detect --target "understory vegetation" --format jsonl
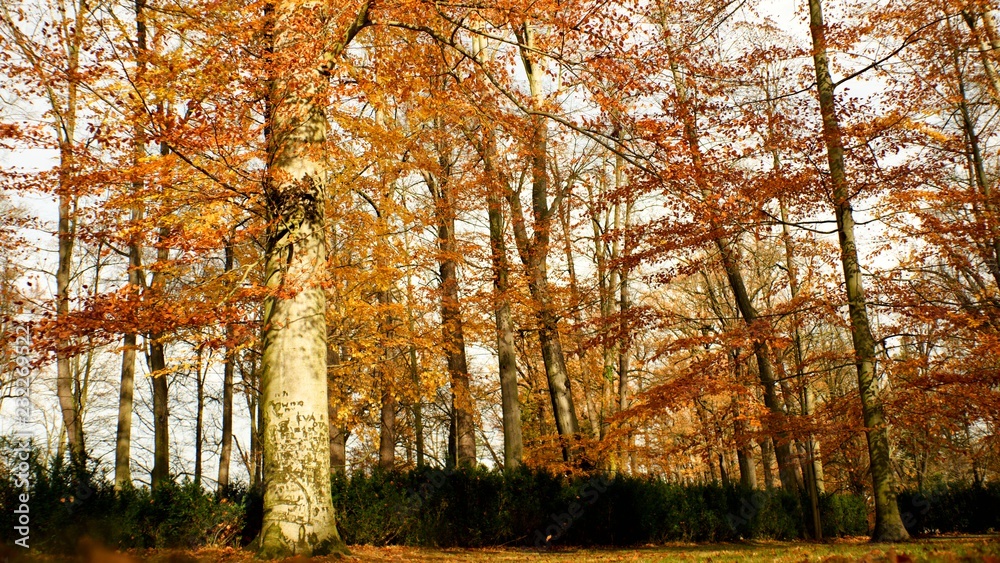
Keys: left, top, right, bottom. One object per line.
{"left": 4, "top": 452, "right": 997, "bottom": 553}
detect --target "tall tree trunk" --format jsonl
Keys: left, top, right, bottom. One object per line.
{"left": 731, "top": 350, "right": 757, "bottom": 489}
{"left": 327, "top": 343, "right": 348, "bottom": 476}
{"left": 114, "top": 0, "right": 150, "bottom": 492}
{"left": 511, "top": 24, "right": 580, "bottom": 458}
{"left": 378, "top": 286, "right": 396, "bottom": 471}
{"left": 194, "top": 345, "right": 204, "bottom": 488}
{"left": 775, "top": 195, "right": 823, "bottom": 537}
{"left": 54, "top": 5, "right": 84, "bottom": 473}
{"left": 379, "top": 385, "right": 396, "bottom": 469}
{"left": 560, "top": 190, "right": 601, "bottom": 440}
{"left": 115, "top": 331, "right": 137, "bottom": 490}
{"left": 617, "top": 193, "right": 634, "bottom": 468}
{"left": 218, "top": 240, "right": 236, "bottom": 489}
{"left": 254, "top": 1, "right": 347, "bottom": 555}
{"left": 586, "top": 179, "right": 616, "bottom": 443}
{"left": 427, "top": 156, "right": 476, "bottom": 466}
{"left": 808, "top": 0, "right": 909, "bottom": 541}
{"left": 759, "top": 438, "right": 777, "bottom": 490}
{"left": 404, "top": 261, "right": 424, "bottom": 468}
{"left": 149, "top": 330, "right": 169, "bottom": 489}
{"left": 150, "top": 140, "right": 171, "bottom": 491}
{"left": 484, "top": 142, "right": 523, "bottom": 470}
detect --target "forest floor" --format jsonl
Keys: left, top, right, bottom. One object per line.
{"left": 5, "top": 535, "right": 999, "bottom": 562}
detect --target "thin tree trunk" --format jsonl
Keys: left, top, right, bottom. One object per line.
{"left": 808, "top": 0, "right": 909, "bottom": 540}
{"left": 150, "top": 141, "right": 171, "bottom": 491}
{"left": 404, "top": 261, "right": 424, "bottom": 468}
{"left": 54, "top": 7, "right": 84, "bottom": 472}
{"left": 511, "top": 23, "right": 580, "bottom": 458}
{"left": 560, "top": 190, "right": 601, "bottom": 440}
{"left": 437, "top": 201, "right": 476, "bottom": 466}
{"left": 218, "top": 240, "right": 236, "bottom": 489}
{"left": 482, "top": 134, "right": 523, "bottom": 469}
{"left": 194, "top": 345, "right": 204, "bottom": 488}
{"left": 379, "top": 386, "right": 396, "bottom": 469}
{"left": 586, "top": 179, "right": 616, "bottom": 443}
{"left": 776, "top": 195, "right": 823, "bottom": 537}
{"left": 759, "top": 438, "right": 777, "bottom": 490}
{"left": 149, "top": 331, "right": 169, "bottom": 489}
{"left": 617, "top": 193, "right": 634, "bottom": 467}
{"left": 115, "top": 331, "right": 137, "bottom": 490}
{"left": 731, "top": 350, "right": 757, "bottom": 489}
{"left": 327, "top": 343, "right": 348, "bottom": 476}
{"left": 377, "top": 286, "right": 396, "bottom": 470}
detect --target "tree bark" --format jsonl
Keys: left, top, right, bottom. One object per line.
{"left": 759, "top": 437, "right": 777, "bottom": 490}
{"left": 150, "top": 142, "right": 171, "bottom": 491}
{"left": 255, "top": 0, "right": 346, "bottom": 555}
{"left": 730, "top": 351, "right": 757, "bottom": 489}
{"left": 808, "top": 0, "right": 909, "bottom": 541}
{"left": 431, "top": 174, "right": 476, "bottom": 466}
{"left": 511, "top": 23, "right": 580, "bottom": 458}
{"left": 218, "top": 240, "right": 236, "bottom": 489}
{"left": 149, "top": 330, "right": 169, "bottom": 489}
{"left": 54, "top": 2, "right": 84, "bottom": 472}
{"left": 194, "top": 346, "right": 204, "bottom": 488}
{"left": 379, "top": 385, "right": 396, "bottom": 469}
{"left": 485, "top": 148, "right": 523, "bottom": 470}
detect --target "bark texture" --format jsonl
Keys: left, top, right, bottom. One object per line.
{"left": 808, "top": 0, "right": 909, "bottom": 541}
{"left": 255, "top": 1, "right": 346, "bottom": 555}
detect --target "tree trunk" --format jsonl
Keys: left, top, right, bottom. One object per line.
{"left": 115, "top": 0, "right": 150, "bottom": 496}
{"left": 617, "top": 195, "right": 634, "bottom": 467}
{"left": 759, "top": 438, "right": 777, "bottom": 490}
{"left": 194, "top": 346, "right": 204, "bottom": 488}
{"left": 479, "top": 126, "right": 524, "bottom": 470}
{"left": 218, "top": 242, "right": 236, "bottom": 489}
{"left": 255, "top": 1, "right": 346, "bottom": 555}
{"left": 379, "top": 386, "right": 396, "bottom": 469}
{"left": 149, "top": 331, "right": 169, "bottom": 489}
{"left": 808, "top": 0, "right": 909, "bottom": 541}
{"left": 731, "top": 351, "right": 757, "bottom": 489}
{"left": 586, "top": 179, "right": 616, "bottom": 443}
{"left": 404, "top": 264, "right": 425, "bottom": 468}
{"left": 511, "top": 24, "right": 580, "bottom": 458}
{"left": 115, "top": 331, "right": 136, "bottom": 490}
{"left": 327, "top": 343, "right": 347, "bottom": 476}
{"left": 433, "top": 179, "right": 476, "bottom": 466}
{"left": 150, "top": 141, "right": 171, "bottom": 491}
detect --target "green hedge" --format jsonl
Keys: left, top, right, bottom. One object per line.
{"left": 0, "top": 443, "right": 244, "bottom": 553}
{"left": 897, "top": 484, "right": 1000, "bottom": 535}
{"left": 0, "top": 444, "right": 874, "bottom": 551}
{"left": 329, "top": 466, "right": 868, "bottom": 546}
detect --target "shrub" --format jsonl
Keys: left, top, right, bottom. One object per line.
{"left": 898, "top": 483, "right": 1000, "bottom": 535}
{"left": 0, "top": 441, "right": 244, "bottom": 553}
{"left": 330, "top": 468, "right": 868, "bottom": 547}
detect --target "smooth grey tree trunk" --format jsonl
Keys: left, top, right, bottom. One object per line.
{"left": 254, "top": 0, "right": 349, "bottom": 555}
{"left": 218, "top": 241, "right": 236, "bottom": 489}
{"left": 510, "top": 24, "right": 580, "bottom": 458}
{"left": 808, "top": 0, "right": 909, "bottom": 541}
{"left": 485, "top": 147, "right": 523, "bottom": 470}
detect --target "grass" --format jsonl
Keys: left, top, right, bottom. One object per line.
{"left": 6, "top": 535, "right": 997, "bottom": 562}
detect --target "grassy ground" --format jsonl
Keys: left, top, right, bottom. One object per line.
{"left": 5, "top": 536, "right": 998, "bottom": 562}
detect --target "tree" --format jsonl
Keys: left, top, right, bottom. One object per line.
{"left": 253, "top": 0, "right": 362, "bottom": 555}
{"left": 807, "top": 0, "right": 910, "bottom": 541}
